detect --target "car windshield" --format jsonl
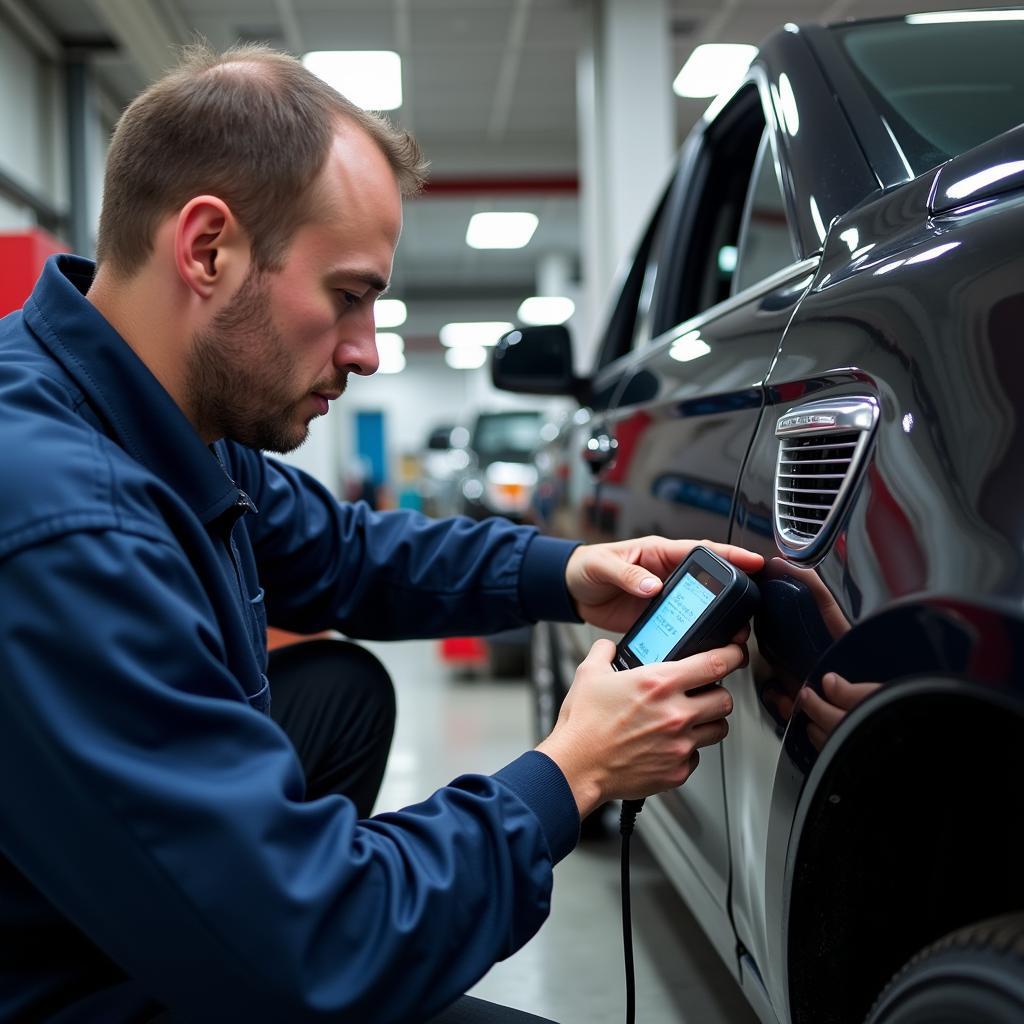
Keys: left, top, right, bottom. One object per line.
{"left": 471, "top": 412, "right": 542, "bottom": 462}
{"left": 833, "top": 16, "right": 1024, "bottom": 177}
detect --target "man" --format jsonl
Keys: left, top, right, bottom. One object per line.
{"left": 0, "top": 44, "right": 761, "bottom": 1023}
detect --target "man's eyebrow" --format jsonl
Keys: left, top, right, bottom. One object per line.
{"left": 327, "top": 268, "right": 390, "bottom": 295}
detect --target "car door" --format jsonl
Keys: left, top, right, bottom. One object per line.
{"left": 539, "top": 186, "right": 674, "bottom": 678}
{"left": 587, "top": 83, "right": 819, "bottom": 964}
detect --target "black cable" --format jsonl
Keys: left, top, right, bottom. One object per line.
{"left": 620, "top": 797, "right": 645, "bottom": 1024}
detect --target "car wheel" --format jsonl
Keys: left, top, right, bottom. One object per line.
{"left": 864, "top": 913, "right": 1024, "bottom": 1024}
{"left": 530, "top": 623, "right": 564, "bottom": 742}
{"left": 487, "top": 640, "right": 527, "bottom": 679}
{"left": 530, "top": 624, "right": 610, "bottom": 840}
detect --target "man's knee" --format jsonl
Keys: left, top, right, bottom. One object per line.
{"left": 292, "top": 637, "right": 396, "bottom": 734}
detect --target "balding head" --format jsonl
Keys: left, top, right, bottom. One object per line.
{"left": 95, "top": 42, "right": 428, "bottom": 278}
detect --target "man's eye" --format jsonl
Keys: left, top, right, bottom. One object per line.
{"left": 336, "top": 290, "right": 361, "bottom": 307}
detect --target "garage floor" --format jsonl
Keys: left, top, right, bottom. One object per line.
{"left": 368, "top": 638, "right": 761, "bottom": 1024}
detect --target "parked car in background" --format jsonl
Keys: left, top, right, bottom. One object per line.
{"left": 494, "top": 11, "right": 1024, "bottom": 1024}
{"left": 421, "top": 412, "right": 543, "bottom": 676}
{"left": 418, "top": 422, "right": 469, "bottom": 518}
{"left": 457, "top": 409, "right": 543, "bottom": 524}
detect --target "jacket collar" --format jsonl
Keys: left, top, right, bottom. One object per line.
{"left": 24, "top": 254, "right": 241, "bottom": 524}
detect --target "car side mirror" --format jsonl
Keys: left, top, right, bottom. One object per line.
{"left": 491, "top": 325, "right": 589, "bottom": 402}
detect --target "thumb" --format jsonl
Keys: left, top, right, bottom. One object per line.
{"left": 584, "top": 638, "right": 618, "bottom": 667}
{"left": 593, "top": 552, "right": 661, "bottom": 597}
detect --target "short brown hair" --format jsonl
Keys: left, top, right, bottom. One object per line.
{"left": 95, "top": 42, "right": 428, "bottom": 276}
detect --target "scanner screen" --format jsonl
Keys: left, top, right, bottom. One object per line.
{"left": 627, "top": 570, "right": 719, "bottom": 664}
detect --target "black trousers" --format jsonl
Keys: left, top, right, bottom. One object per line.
{"left": 267, "top": 637, "right": 557, "bottom": 1024}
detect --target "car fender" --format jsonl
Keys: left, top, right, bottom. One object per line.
{"left": 764, "top": 598, "right": 1024, "bottom": 1024}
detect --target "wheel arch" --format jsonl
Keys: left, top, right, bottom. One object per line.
{"left": 788, "top": 681, "right": 1024, "bottom": 1024}
{"left": 765, "top": 599, "right": 1024, "bottom": 1024}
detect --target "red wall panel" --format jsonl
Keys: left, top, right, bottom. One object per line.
{"left": 0, "top": 229, "right": 70, "bottom": 317}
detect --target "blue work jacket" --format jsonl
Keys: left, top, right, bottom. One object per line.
{"left": 0, "top": 256, "right": 582, "bottom": 1022}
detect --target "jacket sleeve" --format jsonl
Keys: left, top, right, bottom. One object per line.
{"left": 0, "top": 527, "right": 579, "bottom": 1023}
{"left": 230, "top": 444, "right": 581, "bottom": 639}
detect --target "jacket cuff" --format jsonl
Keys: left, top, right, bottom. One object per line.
{"left": 518, "top": 534, "right": 582, "bottom": 623}
{"left": 493, "top": 750, "right": 579, "bottom": 864}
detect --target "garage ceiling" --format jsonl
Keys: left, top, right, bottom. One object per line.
{"left": 13, "top": 0, "right": 1009, "bottom": 348}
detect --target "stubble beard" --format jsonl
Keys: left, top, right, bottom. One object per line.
{"left": 184, "top": 268, "right": 343, "bottom": 454}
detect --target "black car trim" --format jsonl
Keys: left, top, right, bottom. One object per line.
{"left": 799, "top": 23, "right": 907, "bottom": 192}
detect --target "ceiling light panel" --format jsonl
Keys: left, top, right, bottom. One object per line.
{"left": 466, "top": 212, "right": 539, "bottom": 250}
{"left": 517, "top": 296, "right": 575, "bottom": 325}
{"left": 375, "top": 332, "right": 406, "bottom": 374}
{"left": 302, "top": 51, "right": 402, "bottom": 110}
{"left": 439, "top": 322, "right": 513, "bottom": 348}
{"left": 673, "top": 44, "right": 757, "bottom": 99}
{"left": 445, "top": 346, "right": 488, "bottom": 370}
{"left": 375, "top": 299, "right": 407, "bottom": 329}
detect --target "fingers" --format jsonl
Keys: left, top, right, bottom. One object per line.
{"left": 799, "top": 686, "right": 844, "bottom": 735}
{"left": 619, "top": 643, "right": 747, "bottom": 695}
{"left": 822, "top": 672, "right": 882, "bottom": 711}
{"left": 699, "top": 540, "right": 764, "bottom": 573}
{"left": 687, "top": 684, "right": 734, "bottom": 726}
{"left": 689, "top": 717, "right": 730, "bottom": 748}
{"left": 678, "top": 644, "right": 747, "bottom": 693}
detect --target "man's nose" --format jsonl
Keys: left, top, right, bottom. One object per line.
{"left": 336, "top": 315, "right": 379, "bottom": 376}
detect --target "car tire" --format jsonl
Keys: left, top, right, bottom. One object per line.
{"left": 530, "top": 624, "right": 611, "bottom": 840}
{"left": 487, "top": 640, "right": 527, "bottom": 679}
{"left": 864, "top": 913, "right": 1024, "bottom": 1024}
{"left": 530, "top": 623, "right": 565, "bottom": 742}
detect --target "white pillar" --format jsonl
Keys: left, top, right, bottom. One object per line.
{"left": 576, "top": 0, "right": 674, "bottom": 365}
{"left": 536, "top": 251, "right": 573, "bottom": 297}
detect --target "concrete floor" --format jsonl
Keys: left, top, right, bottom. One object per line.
{"left": 368, "top": 638, "right": 761, "bottom": 1024}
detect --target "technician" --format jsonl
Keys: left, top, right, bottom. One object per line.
{"left": 0, "top": 44, "right": 761, "bottom": 1023}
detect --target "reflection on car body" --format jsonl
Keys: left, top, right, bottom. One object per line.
{"left": 496, "top": 11, "right": 1024, "bottom": 1024}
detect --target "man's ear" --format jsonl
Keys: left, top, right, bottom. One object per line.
{"left": 173, "top": 196, "right": 249, "bottom": 300}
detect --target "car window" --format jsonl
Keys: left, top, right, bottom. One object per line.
{"left": 732, "top": 129, "right": 798, "bottom": 294}
{"left": 471, "top": 412, "right": 542, "bottom": 461}
{"left": 654, "top": 86, "right": 767, "bottom": 332}
{"left": 593, "top": 187, "right": 670, "bottom": 374}
{"left": 628, "top": 210, "right": 667, "bottom": 355}
{"left": 834, "top": 20, "right": 1024, "bottom": 176}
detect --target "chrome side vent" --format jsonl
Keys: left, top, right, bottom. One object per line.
{"left": 774, "top": 397, "right": 878, "bottom": 558}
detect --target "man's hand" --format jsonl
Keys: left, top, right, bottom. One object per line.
{"left": 536, "top": 638, "right": 745, "bottom": 818}
{"left": 565, "top": 536, "right": 764, "bottom": 633}
{"left": 800, "top": 672, "right": 882, "bottom": 752}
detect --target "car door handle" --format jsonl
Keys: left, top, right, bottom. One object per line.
{"left": 582, "top": 432, "right": 618, "bottom": 472}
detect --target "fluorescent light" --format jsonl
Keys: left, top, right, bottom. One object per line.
{"left": 375, "top": 332, "right": 406, "bottom": 374}
{"left": 466, "top": 212, "right": 538, "bottom": 249}
{"left": 673, "top": 44, "right": 757, "bottom": 98}
{"left": 907, "top": 10, "right": 1024, "bottom": 23}
{"left": 717, "top": 246, "right": 737, "bottom": 274}
{"left": 375, "top": 298, "right": 407, "bottom": 328}
{"left": 517, "top": 296, "right": 575, "bottom": 325}
{"left": 439, "top": 322, "right": 513, "bottom": 348}
{"left": 444, "top": 345, "right": 487, "bottom": 370}
{"left": 669, "top": 330, "right": 711, "bottom": 363}
{"left": 302, "top": 51, "right": 402, "bottom": 110}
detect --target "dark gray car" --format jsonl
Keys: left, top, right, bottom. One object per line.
{"left": 494, "top": 11, "right": 1024, "bottom": 1024}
